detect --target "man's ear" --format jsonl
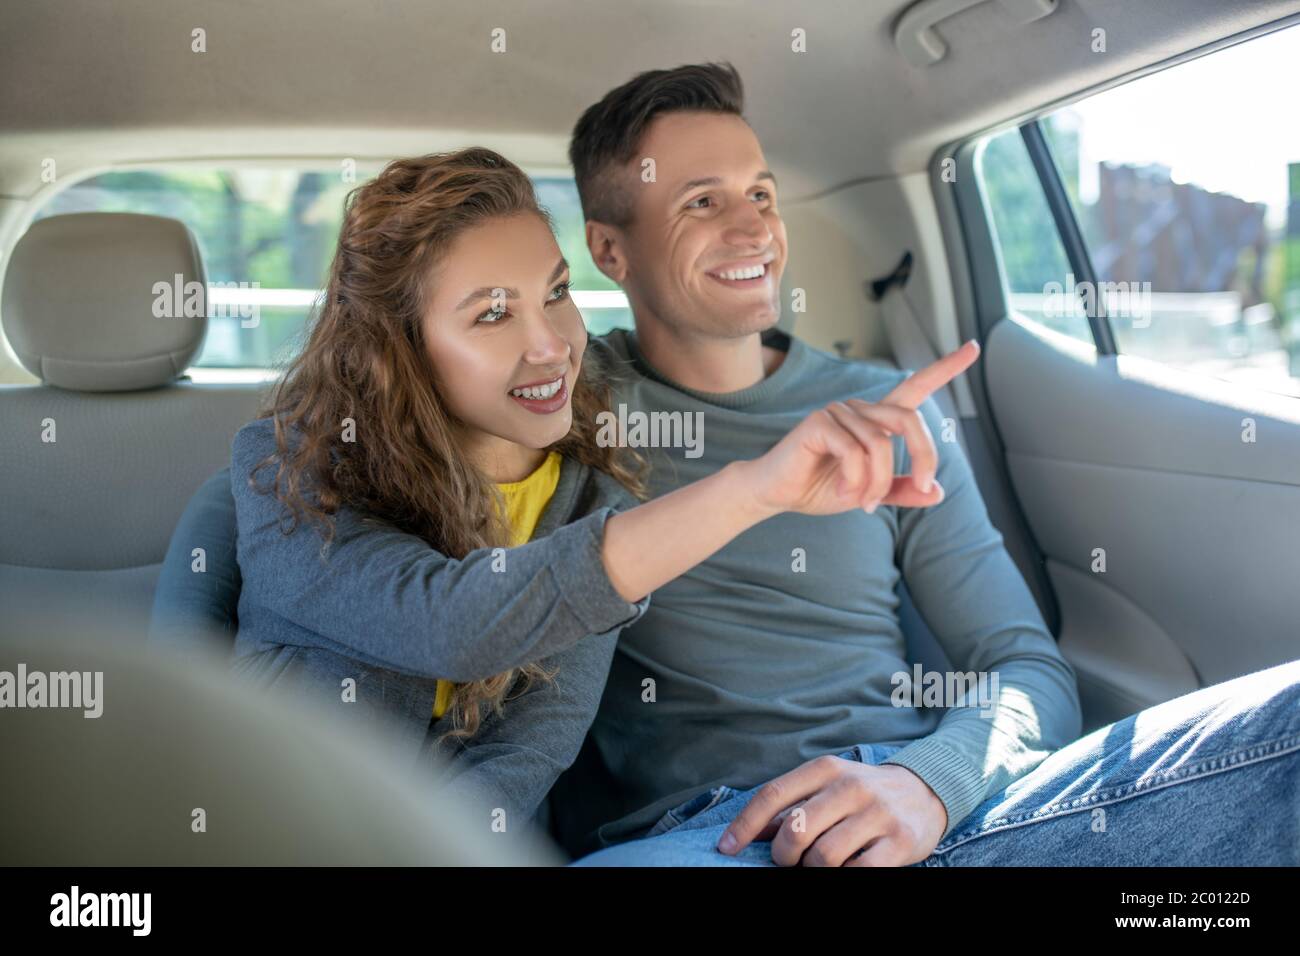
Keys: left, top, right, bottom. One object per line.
{"left": 585, "top": 220, "right": 629, "bottom": 285}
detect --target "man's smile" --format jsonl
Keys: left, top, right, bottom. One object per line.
{"left": 705, "top": 255, "right": 775, "bottom": 289}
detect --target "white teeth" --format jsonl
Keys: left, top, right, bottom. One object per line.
{"left": 510, "top": 377, "right": 562, "bottom": 399}
{"left": 714, "top": 264, "right": 766, "bottom": 281}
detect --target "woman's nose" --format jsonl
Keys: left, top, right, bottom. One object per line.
{"left": 521, "top": 310, "right": 571, "bottom": 364}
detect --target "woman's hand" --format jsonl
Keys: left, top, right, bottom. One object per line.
{"left": 740, "top": 340, "right": 980, "bottom": 518}
{"left": 599, "top": 341, "right": 980, "bottom": 604}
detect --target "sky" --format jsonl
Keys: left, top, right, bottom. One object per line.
{"left": 1055, "top": 23, "right": 1300, "bottom": 229}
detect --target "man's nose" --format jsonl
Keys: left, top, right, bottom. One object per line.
{"left": 721, "top": 199, "right": 774, "bottom": 249}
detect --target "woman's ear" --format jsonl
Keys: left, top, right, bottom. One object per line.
{"left": 585, "top": 220, "right": 628, "bottom": 285}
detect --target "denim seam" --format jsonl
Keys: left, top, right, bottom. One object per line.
{"left": 693, "top": 786, "right": 735, "bottom": 819}
{"left": 656, "top": 811, "right": 683, "bottom": 831}
{"left": 932, "top": 729, "right": 1300, "bottom": 855}
{"left": 649, "top": 785, "right": 736, "bottom": 837}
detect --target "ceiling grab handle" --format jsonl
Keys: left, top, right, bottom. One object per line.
{"left": 894, "top": 0, "right": 1059, "bottom": 68}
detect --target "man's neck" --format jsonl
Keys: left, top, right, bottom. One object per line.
{"left": 634, "top": 321, "right": 786, "bottom": 394}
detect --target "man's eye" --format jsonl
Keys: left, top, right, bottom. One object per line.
{"left": 548, "top": 281, "right": 571, "bottom": 302}
{"left": 477, "top": 306, "right": 508, "bottom": 324}
{"left": 686, "top": 195, "right": 711, "bottom": 209}
{"left": 753, "top": 190, "right": 771, "bottom": 202}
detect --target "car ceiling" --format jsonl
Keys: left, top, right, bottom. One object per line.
{"left": 2, "top": 0, "right": 1300, "bottom": 201}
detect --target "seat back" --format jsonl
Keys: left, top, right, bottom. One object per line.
{"left": 0, "top": 212, "right": 265, "bottom": 644}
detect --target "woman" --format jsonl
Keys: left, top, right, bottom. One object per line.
{"left": 230, "top": 146, "right": 914, "bottom": 834}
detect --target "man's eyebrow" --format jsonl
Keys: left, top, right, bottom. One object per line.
{"left": 454, "top": 258, "right": 569, "bottom": 310}
{"left": 672, "top": 176, "right": 722, "bottom": 201}
{"left": 672, "top": 171, "right": 778, "bottom": 202}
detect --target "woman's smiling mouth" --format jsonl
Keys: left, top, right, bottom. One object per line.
{"left": 508, "top": 375, "right": 569, "bottom": 414}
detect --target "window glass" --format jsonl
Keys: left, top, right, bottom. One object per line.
{"left": 975, "top": 128, "right": 1094, "bottom": 345}
{"left": 1043, "top": 24, "right": 1300, "bottom": 397}
{"left": 31, "top": 168, "right": 632, "bottom": 368}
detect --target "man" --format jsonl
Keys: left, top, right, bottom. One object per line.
{"left": 551, "top": 61, "right": 1300, "bottom": 866}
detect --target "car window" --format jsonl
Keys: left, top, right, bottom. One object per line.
{"left": 1000, "top": 25, "right": 1300, "bottom": 398}
{"left": 975, "top": 128, "right": 1093, "bottom": 345}
{"left": 30, "top": 167, "right": 633, "bottom": 369}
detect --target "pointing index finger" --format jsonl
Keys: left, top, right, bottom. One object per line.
{"left": 883, "top": 339, "right": 980, "bottom": 411}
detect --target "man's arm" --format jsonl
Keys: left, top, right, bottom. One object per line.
{"left": 717, "top": 341, "right": 1076, "bottom": 864}
{"left": 877, "top": 390, "right": 1083, "bottom": 842}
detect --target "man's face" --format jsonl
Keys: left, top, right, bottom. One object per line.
{"left": 613, "top": 111, "right": 788, "bottom": 340}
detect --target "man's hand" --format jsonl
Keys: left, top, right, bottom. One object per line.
{"left": 716, "top": 754, "right": 949, "bottom": 866}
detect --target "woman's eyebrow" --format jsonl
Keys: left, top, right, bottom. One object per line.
{"left": 454, "top": 258, "right": 569, "bottom": 310}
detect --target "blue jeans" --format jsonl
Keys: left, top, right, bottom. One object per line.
{"left": 571, "top": 659, "right": 1300, "bottom": 866}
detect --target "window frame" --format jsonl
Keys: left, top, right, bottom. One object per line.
{"left": 1018, "top": 121, "right": 1117, "bottom": 355}
{"left": 946, "top": 12, "right": 1300, "bottom": 369}
{"left": 3, "top": 158, "right": 628, "bottom": 377}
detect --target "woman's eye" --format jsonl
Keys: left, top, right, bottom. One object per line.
{"left": 548, "top": 281, "right": 571, "bottom": 302}
{"left": 476, "top": 306, "right": 508, "bottom": 324}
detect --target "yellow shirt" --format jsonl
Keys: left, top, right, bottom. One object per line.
{"left": 432, "top": 451, "right": 564, "bottom": 720}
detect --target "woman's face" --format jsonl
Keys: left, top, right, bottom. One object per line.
{"left": 422, "top": 212, "right": 586, "bottom": 479}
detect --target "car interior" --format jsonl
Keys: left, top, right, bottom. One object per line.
{"left": 3, "top": 0, "right": 1299, "bottom": 863}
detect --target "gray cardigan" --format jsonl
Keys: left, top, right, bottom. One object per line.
{"left": 228, "top": 416, "right": 650, "bottom": 837}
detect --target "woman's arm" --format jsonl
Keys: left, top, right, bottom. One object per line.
{"left": 425, "top": 630, "right": 620, "bottom": 839}
{"left": 599, "top": 459, "right": 770, "bottom": 603}
{"left": 233, "top": 418, "right": 644, "bottom": 684}
{"left": 598, "top": 394, "right": 951, "bottom": 602}
{"left": 235, "top": 394, "right": 915, "bottom": 684}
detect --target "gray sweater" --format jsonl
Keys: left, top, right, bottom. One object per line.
{"left": 228, "top": 415, "right": 650, "bottom": 838}
{"left": 550, "top": 328, "right": 1083, "bottom": 852}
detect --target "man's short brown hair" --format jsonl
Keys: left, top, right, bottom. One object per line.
{"left": 568, "top": 62, "right": 746, "bottom": 228}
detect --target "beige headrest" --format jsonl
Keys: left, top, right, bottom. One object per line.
{"left": 2, "top": 212, "right": 208, "bottom": 391}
